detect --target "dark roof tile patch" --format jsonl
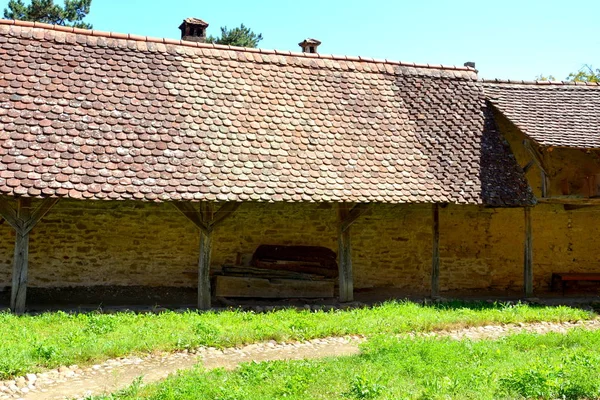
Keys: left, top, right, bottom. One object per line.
{"left": 484, "top": 81, "right": 600, "bottom": 148}
{"left": 0, "top": 20, "right": 533, "bottom": 206}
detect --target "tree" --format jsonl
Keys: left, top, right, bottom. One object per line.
{"left": 3, "top": 0, "right": 92, "bottom": 29}
{"left": 206, "top": 24, "right": 263, "bottom": 48}
{"left": 566, "top": 64, "right": 600, "bottom": 83}
{"left": 537, "top": 64, "right": 600, "bottom": 83}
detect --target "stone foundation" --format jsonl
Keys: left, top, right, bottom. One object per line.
{"left": 0, "top": 199, "right": 599, "bottom": 305}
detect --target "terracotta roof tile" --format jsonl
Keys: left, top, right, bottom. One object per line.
{"left": 0, "top": 19, "right": 532, "bottom": 206}
{"left": 483, "top": 80, "right": 600, "bottom": 149}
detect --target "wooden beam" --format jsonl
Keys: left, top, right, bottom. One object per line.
{"left": 173, "top": 201, "right": 241, "bottom": 309}
{"left": 198, "top": 202, "right": 214, "bottom": 310}
{"left": 431, "top": 203, "right": 440, "bottom": 298}
{"left": 524, "top": 207, "right": 533, "bottom": 298}
{"left": 338, "top": 203, "right": 353, "bottom": 302}
{"left": 0, "top": 196, "right": 20, "bottom": 231}
{"left": 211, "top": 202, "right": 241, "bottom": 227}
{"left": 0, "top": 197, "right": 59, "bottom": 314}
{"left": 340, "top": 203, "right": 372, "bottom": 233}
{"left": 521, "top": 160, "right": 535, "bottom": 174}
{"left": 524, "top": 140, "right": 549, "bottom": 197}
{"left": 11, "top": 198, "right": 31, "bottom": 314}
{"left": 172, "top": 202, "right": 210, "bottom": 234}
{"left": 21, "top": 198, "right": 60, "bottom": 236}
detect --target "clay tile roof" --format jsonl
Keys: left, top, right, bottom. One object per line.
{"left": 483, "top": 80, "right": 600, "bottom": 149}
{"left": 0, "top": 19, "right": 533, "bottom": 206}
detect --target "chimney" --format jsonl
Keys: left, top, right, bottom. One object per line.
{"left": 179, "top": 18, "right": 209, "bottom": 43}
{"left": 299, "top": 38, "right": 321, "bottom": 54}
{"left": 464, "top": 61, "right": 476, "bottom": 69}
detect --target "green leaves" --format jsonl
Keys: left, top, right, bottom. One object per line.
{"left": 206, "top": 24, "right": 263, "bottom": 48}
{"left": 3, "top": 0, "right": 92, "bottom": 29}
{"left": 567, "top": 64, "right": 600, "bottom": 83}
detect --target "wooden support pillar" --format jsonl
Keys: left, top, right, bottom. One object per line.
{"left": 0, "top": 196, "right": 59, "bottom": 314}
{"left": 524, "top": 206, "right": 533, "bottom": 298}
{"left": 431, "top": 203, "right": 440, "bottom": 299}
{"left": 336, "top": 203, "right": 371, "bottom": 303}
{"left": 11, "top": 198, "right": 31, "bottom": 314}
{"left": 198, "top": 203, "right": 213, "bottom": 310}
{"left": 173, "top": 201, "right": 240, "bottom": 310}
{"left": 338, "top": 204, "right": 353, "bottom": 302}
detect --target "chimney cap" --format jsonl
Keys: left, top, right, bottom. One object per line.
{"left": 298, "top": 38, "right": 321, "bottom": 47}
{"left": 179, "top": 17, "right": 209, "bottom": 30}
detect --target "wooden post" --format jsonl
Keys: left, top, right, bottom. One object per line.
{"left": 338, "top": 204, "right": 353, "bottom": 302}
{"left": 0, "top": 196, "right": 58, "bottom": 314}
{"left": 198, "top": 203, "right": 214, "bottom": 310}
{"left": 524, "top": 206, "right": 533, "bottom": 297}
{"left": 11, "top": 198, "right": 31, "bottom": 314}
{"left": 173, "top": 201, "right": 240, "bottom": 310}
{"left": 431, "top": 203, "right": 440, "bottom": 298}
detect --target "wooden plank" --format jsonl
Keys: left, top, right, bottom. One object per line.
{"left": 254, "top": 261, "right": 338, "bottom": 279}
{"left": 552, "top": 273, "right": 600, "bottom": 281}
{"left": 340, "top": 203, "right": 372, "bottom": 233}
{"left": 10, "top": 198, "right": 31, "bottom": 314}
{"left": 221, "top": 265, "right": 328, "bottom": 280}
{"left": 431, "top": 203, "right": 440, "bottom": 298}
{"left": 197, "top": 202, "right": 214, "bottom": 310}
{"left": 21, "top": 198, "right": 59, "bottom": 235}
{"left": 215, "top": 276, "right": 334, "bottom": 298}
{"left": 338, "top": 203, "right": 353, "bottom": 302}
{"left": 524, "top": 206, "right": 533, "bottom": 297}
{"left": 172, "top": 202, "right": 210, "bottom": 234}
{"left": 211, "top": 202, "right": 241, "bottom": 227}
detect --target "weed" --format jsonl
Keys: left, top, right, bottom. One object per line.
{"left": 344, "top": 374, "right": 385, "bottom": 399}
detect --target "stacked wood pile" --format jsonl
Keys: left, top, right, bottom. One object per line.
{"left": 214, "top": 245, "right": 337, "bottom": 299}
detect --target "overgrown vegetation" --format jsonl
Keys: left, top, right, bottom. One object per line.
{"left": 0, "top": 301, "right": 593, "bottom": 380}
{"left": 92, "top": 329, "right": 600, "bottom": 399}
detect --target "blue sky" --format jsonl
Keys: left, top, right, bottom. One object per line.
{"left": 1, "top": 0, "right": 598, "bottom": 80}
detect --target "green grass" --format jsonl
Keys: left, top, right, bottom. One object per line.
{"left": 0, "top": 300, "right": 594, "bottom": 380}
{"left": 93, "top": 329, "right": 600, "bottom": 400}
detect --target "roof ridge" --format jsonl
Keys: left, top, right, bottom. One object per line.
{"left": 0, "top": 18, "right": 475, "bottom": 73}
{"left": 482, "top": 78, "right": 600, "bottom": 87}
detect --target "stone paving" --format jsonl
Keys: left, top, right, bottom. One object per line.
{"left": 1, "top": 319, "right": 599, "bottom": 400}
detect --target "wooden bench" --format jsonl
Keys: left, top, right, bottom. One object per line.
{"left": 551, "top": 273, "right": 600, "bottom": 294}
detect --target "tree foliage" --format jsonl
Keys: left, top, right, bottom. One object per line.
{"left": 3, "top": 0, "right": 92, "bottom": 29}
{"left": 537, "top": 64, "right": 600, "bottom": 83}
{"left": 566, "top": 64, "right": 600, "bottom": 83}
{"left": 206, "top": 24, "right": 263, "bottom": 48}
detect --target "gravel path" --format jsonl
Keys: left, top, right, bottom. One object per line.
{"left": 2, "top": 319, "right": 599, "bottom": 400}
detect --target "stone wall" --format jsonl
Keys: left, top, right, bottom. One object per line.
{"left": 0, "top": 199, "right": 599, "bottom": 300}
